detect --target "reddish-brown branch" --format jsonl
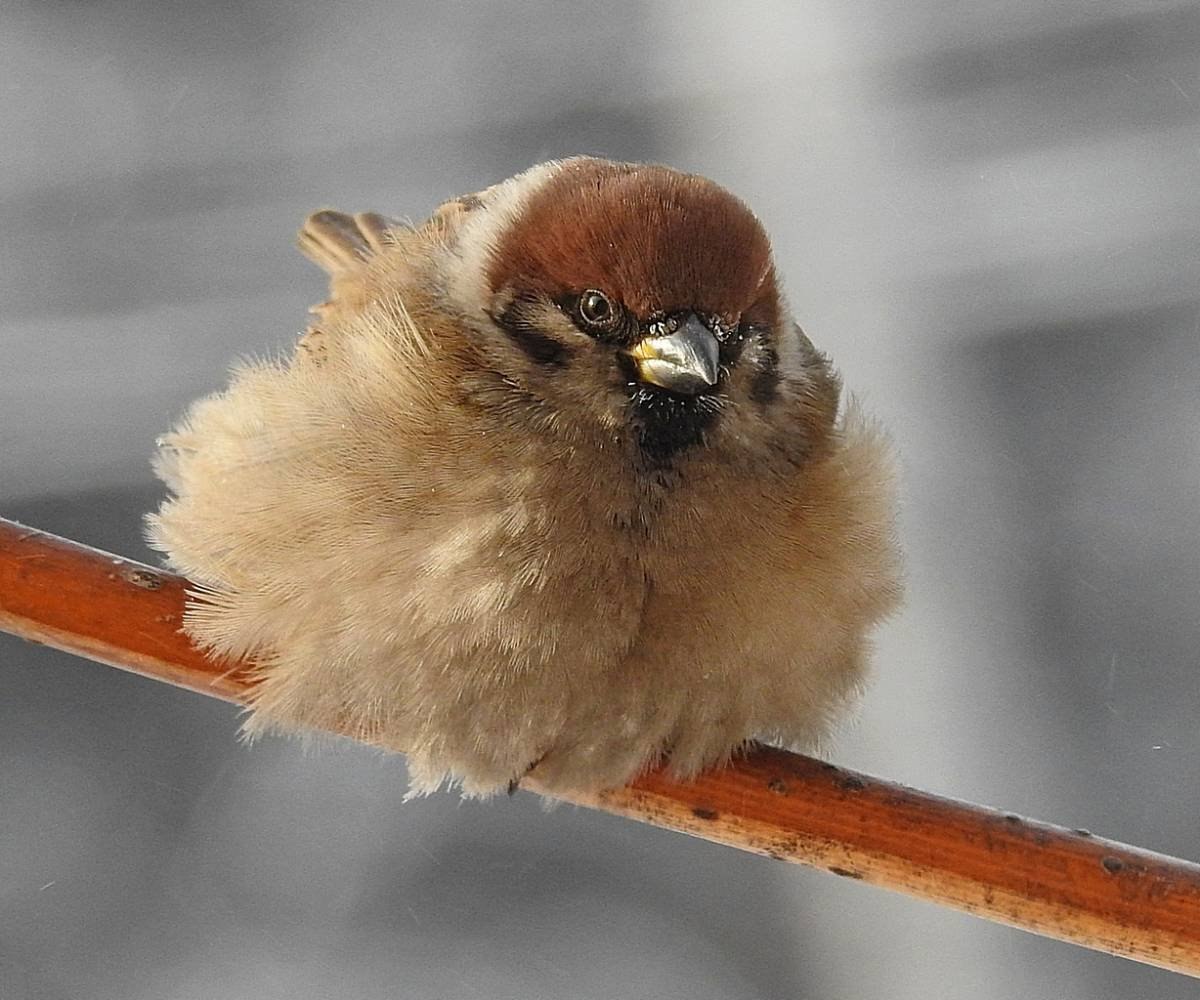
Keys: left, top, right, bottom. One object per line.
{"left": 2, "top": 515, "right": 1198, "bottom": 977}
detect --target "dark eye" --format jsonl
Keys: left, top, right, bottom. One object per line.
{"left": 578, "top": 289, "right": 614, "bottom": 328}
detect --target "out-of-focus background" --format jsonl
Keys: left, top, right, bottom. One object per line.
{"left": 2, "top": 2, "right": 1198, "bottom": 997}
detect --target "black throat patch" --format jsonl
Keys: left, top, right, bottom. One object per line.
{"left": 628, "top": 385, "right": 722, "bottom": 465}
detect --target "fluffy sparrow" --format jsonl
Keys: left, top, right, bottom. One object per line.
{"left": 149, "top": 157, "right": 902, "bottom": 796}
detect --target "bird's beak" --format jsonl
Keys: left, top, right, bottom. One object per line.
{"left": 625, "top": 314, "right": 720, "bottom": 395}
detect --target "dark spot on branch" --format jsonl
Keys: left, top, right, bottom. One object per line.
{"left": 829, "top": 867, "right": 864, "bottom": 880}
{"left": 692, "top": 807, "right": 719, "bottom": 821}
{"left": 1102, "top": 856, "right": 1125, "bottom": 874}
{"left": 123, "top": 567, "right": 163, "bottom": 590}
{"left": 838, "top": 775, "right": 867, "bottom": 792}
{"left": 767, "top": 778, "right": 789, "bottom": 795}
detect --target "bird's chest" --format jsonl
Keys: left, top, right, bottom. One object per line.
{"left": 405, "top": 467, "right": 649, "bottom": 672}
{"left": 406, "top": 447, "right": 774, "bottom": 677}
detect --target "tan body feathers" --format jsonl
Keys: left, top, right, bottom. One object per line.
{"left": 149, "top": 158, "right": 901, "bottom": 796}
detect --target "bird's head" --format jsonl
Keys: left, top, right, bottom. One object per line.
{"left": 441, "top": 158, "right": 837, "bottom": 466}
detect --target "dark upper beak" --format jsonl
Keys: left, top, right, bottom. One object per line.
{"left": 625, "top": 314, "right": 720, "bottom": 395}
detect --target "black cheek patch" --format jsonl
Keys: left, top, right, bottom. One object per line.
{"left": 494, "top": 299, "right": 572, "bottom": 367}
{"left": 743, "top": 326, "right": 780, "bottom": 404}
{"left": 749, "top": 344, "right": 781, "bottom": 403}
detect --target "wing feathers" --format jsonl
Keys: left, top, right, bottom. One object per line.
{"left": 298, "top": 210, "right": 403, "bottom": 276}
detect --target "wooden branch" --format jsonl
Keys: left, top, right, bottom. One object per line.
{"left": 2, "top": 516, "right": 1199, "bottom": 977}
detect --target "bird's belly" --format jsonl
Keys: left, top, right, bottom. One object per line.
{"left": 209, "top": 460, "right": 874, "bottom": 796}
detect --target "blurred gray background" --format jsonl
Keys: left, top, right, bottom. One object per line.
{"left": 2, "top": 2, "right": 1199, "bottom": 998}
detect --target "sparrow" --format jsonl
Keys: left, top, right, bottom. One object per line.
{"left": 148, "top": 157, "right": 902, "bottom": 796}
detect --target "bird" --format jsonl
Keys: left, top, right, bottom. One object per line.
{"left": 148, "top": 157, "right": 902, "bottom": 797}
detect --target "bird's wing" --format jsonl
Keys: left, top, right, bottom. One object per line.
{"left": 295, "top": 196, "right": 483, "bottom": 363}
{"left": 297, "top": 210, "right": 407, "bottom": 326}
{"left": 298, "top": 193, "right": 483, "bottom": 296}
{"left": 295, "top": 209, "right": 422, "bottom": 364}
{"left": 297, "top": 210, "right": 402, "bottom": 278}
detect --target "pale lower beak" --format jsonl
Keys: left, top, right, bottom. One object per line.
{"left": 626, "top": 315, "right": 720, "bottom": 395}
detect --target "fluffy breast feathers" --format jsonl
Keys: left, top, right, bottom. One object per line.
{"left": 149, "top": 158, "right": 902, "bottom": 796}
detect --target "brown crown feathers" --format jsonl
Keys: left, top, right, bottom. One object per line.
{"left": 149, "top": 157, "right": 902, "bottom": 796}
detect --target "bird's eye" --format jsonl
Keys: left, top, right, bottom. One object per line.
{"left": 578, "top": 289, "right": 615, "bottom": 328}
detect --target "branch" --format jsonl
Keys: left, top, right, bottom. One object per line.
{"left": 2, "top": 515, "right": 1198, "bottom": 977}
